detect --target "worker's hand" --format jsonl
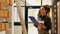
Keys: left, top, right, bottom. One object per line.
{"left": 38, "top": 23, "right": 46, "bottom": 29}
{"left": 38, "top": 24, "right": 41, "bottom": 29}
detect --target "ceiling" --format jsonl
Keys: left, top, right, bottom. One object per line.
{"left": 14, "top": 0, "right": 52, "bottom": 6}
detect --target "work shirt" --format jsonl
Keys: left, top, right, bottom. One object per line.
{"left": 34, "top": 15, "right": 51, "bottom": 31}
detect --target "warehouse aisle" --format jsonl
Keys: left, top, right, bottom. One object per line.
{"left": 28, "top": 23, "right": 38, "bottom": 34}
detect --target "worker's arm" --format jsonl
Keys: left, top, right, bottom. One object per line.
{"left": 38, "top": 23, "right": 46, "bottom": 29}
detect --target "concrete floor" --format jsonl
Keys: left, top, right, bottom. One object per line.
{"left": 0, "top": 31, "right": 5, "bottom": 34}
{"left": 0, "top": 23, "right": 51, "bottom": 34}
{"left": 28, "top": 23, "right": 38, "bottom": 34}
{"left": 14, "top": 26, "right": 22, "bottom": 34}
{"left": 28, "top": 23, "right": 51, "bottom": 34}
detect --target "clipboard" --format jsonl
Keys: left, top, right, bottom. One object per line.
{"left": 29, "top": 16, "right": 38, "bottom": 26}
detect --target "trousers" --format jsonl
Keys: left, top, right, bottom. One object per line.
{"left": 38, "top": 28, "right": 49, "bottom": 34}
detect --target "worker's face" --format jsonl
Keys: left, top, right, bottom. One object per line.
{"left": 40, "top": 7, "right": 47, "bottom": 14}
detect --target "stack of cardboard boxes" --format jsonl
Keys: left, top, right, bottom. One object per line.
{"left": 0, "top": 0, "right": 12, "bottom": 32}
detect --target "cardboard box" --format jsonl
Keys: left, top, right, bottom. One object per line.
{"left": 8, "top": 11, "right": 12, "bottom": 18}
{"left": 0, "top": 0, "right": 13, "bottom": 6}
{"left": 5, "top": 0, "right": 13, "bottom": 6}
{"left": 1, "top": 0, "right": 5, "bottom": 3}
{"left": 0, "top": 10, "right": 8, "bottom": 18}
{"left": 5, "top": 0, "right": 9, "bottom": 5}
{"left": 0, "top": 0, "right": 5, "bottom": 3}
{"left": 0, "top": 3, "right": 1, "bottom": 9}
{"left": 5, "top": 23, "right": 10, "bottom": 30}
{"left": 0, "top": 3, "right": 6, "bottom": 10}
{"left": 0, "top": 22, "right": 2, "bottom": 32}
{"left": 2, "top": 23, "right": 5, "bottom": 31}
{"left": 9, "top": 0, "right": 13, "bottom": 6}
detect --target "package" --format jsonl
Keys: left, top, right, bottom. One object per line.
{"left": 0, "top": 3, "right": 6, "bottom": 10}
{"left": 8, "top": 11, "right": 12, "bottom": 18}
{"left": 5, "top": 0, "right": 13, "bottom": 6}
{"left": 0, "top": 10, "right": 8, "bottom": 18}
{"left": 5, "top": 23, "right": 10, "bottom": 30}
{"left": 0, "top": 0, "right": 5, "bottom": 3}
{"left": 2, "top": 23, "right": 5, "bottom": 31}
{"left": 0, "top": 22, "right": 2, "bottom": 32}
